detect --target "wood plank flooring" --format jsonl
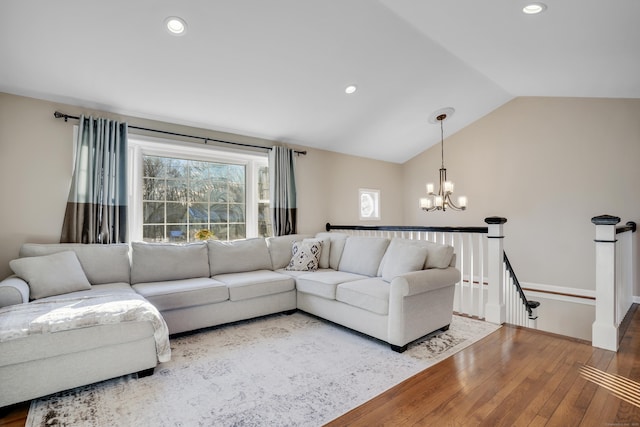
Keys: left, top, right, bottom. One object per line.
{"left": 327, "top": 305, "right": 640, "bottom": 426}
{"left": 2, "top": 306, "right": 640, "bottom": 426}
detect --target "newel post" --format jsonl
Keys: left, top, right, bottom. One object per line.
{"left": 485, "top": 217, "right": 507, "bottom": 324}
{"left": 591, "top": 214, "right": 620, "bottom": 351}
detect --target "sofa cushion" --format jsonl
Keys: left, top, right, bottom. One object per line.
{"left": 338, "top": 236, "right": 390, "bottom": 277}
{"left": 213, "top": 270, "right": 295, "bottom": 302}
{"left": 266, "top": 234, "right": 313, "bottom": 270}
{"left": 381, "top": 240, "right": 428, "bottom": 282}
{"left": 9, "top": 251, "right": 92, "bottom": 300}
{"left": 286, "top": 241, "right": 322, "bottom": 272}
{"left": 208, "top": 239, "right": 273, "bottom": 276}
{"left": 132, "top": 277, "right": 229, "bottom": 311}
{"left": 314, "top": 232, "right": 349, "bottom": 270}
{"left": 377, "top": 238, "right": 455, "bottom": 272}
{"left": 131, "top": 242, "right": 210, "bottom": 285}
{"left": 19, "top": 243, "right": 130, "bottom": 285}
{"left": 336, "top": 278, "right": 390, "bottom": 315}
{"left": 295, "top": 271, "right": 368, "bottom": 300}
{"left": 303, "top": 238, "right": 330, "bottom": 269}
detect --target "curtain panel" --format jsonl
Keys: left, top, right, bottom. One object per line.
{"left": 269, "top": 146, "right": 297, "bottom": 236}
{"left": 61, "top": 115, "right": 128, "bottom": 244}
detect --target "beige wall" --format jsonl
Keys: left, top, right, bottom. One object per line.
{"left": 404, "top": 97, "right": 640, "bottom": 294}
{"left": 0, "top": 93, "right": 403, "bottom": 279}
{"left": 296, "top": 148, "right": 404, "bottom": 231}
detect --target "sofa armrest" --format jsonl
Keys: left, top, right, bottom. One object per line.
{"left": 0, "top": 275, "right": 30, "bottom": 308}
{"left": 390, "top": 267, "right": 460, "bottom": 298}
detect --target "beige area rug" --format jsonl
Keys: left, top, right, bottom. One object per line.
{"left": 27, "top": 312, "right": 500, "bottom": 427}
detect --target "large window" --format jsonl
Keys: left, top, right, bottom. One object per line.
{"left": 129, "top": 136, "right": 270, "bottom": 242}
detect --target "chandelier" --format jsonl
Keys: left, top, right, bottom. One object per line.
{"left": 419, "top": 108, "right": 467, "bottom": 212}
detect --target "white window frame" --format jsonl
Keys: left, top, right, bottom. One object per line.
{"left": 127, "top": 134, "right": 268, "bottom": 242}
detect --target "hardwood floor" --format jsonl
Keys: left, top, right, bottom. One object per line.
{"left": 327, "top": 305, "right": 640, "bottom": 426}
{"left": 3, "top": 307, "right": 640, "bottom": 426}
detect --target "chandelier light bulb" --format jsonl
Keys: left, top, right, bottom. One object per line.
{"left": 426, "top": 183, "right": 435, "bottom": 194}
{"left": 443, "top": 181, "right": 454, "bottom": 194}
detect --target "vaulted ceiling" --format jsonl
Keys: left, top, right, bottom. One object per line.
{"left": 1, "top": 1, "right": 638, "bottom": 163}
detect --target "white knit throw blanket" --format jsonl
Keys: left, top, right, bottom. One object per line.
{"left": 0, "top": 290, "right": 171, "bottom": 362}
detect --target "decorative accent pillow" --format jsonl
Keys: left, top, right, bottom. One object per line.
{"left": 286, "top": 241, "right": 322, "bottom": 272}
{"left": 303, "top": 238, "right": 330, "bottom": 269}
{"left": 381, "top": 241, "right": 428, "bottom": 282}
{"left": 9, "top": 251, "right": 92, "bottom": 300}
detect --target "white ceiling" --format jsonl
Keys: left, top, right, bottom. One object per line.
{"left": 1, "top": 1, "right": 638, "bottom": 163}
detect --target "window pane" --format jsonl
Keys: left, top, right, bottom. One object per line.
{"left": 144, "top": 202, "right": 165, "bottom": 223}
{"left": 258, "top": 166, "right": 269, "bottom": 201}
{"left": 143, "top": 224, "right": 165, "bottom": 242}
{"left": 167, "top": 225, "right": 187, "bottom": 242}
{"left": 166, "top": 158, "right": 188, "bottom": 178}
{"left": 229, "top": 223, "right": 246, "bottom": 240}
{"left": 144, "top": 156, "right": 168, "bottom": 178}
{"left": 228, "top": 165, "right": 245, "bottom": 184}
{"left": 189, "top": 181, "right": 210, "bottom": 203}
{"left": 257, "top": 165, "right": 271, "bottom": 237}
{"left": 189, "top": 203, "right": 209, "bottom": 223}
{"left": 210, "top": 203, "right": 228, "bottom": 222}
{"left": 166, "top": 202, "right": 188, "bottom": 223}
{"left": 189, "top": 160, "right": 210, "bottom": 180}
{"left": 228, "top": 204, "right": 245, "bottom": 222}
{"left": 211, "top": 224, "right": 228, "bottom": 241}
{"left": 166, "top": 179, "right": 187, "bottom": 202}
{"left": 143, "top": 178, "right": 165, "bottom": 201}
{"left": 228, "top": 183, "right": 245, "bottom": 203}
{"left": 209, "top": 184, "right": 229, "bottom": 203}
{"left": 209, "top": 164, "right": 228, "bottom": 180}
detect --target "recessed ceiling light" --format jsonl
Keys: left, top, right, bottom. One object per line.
{"left": 522, "top": 3, "right": 547, "bottom": 14}
{"left": 165, "top": 16, "right": 187, "bottom": 35}
{"left": 345, "top": 85, "right": 357, "bottom": 94}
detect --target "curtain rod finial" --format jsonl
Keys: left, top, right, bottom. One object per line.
{"left": 54, "top": 111, "right": 68, "bottom": 122}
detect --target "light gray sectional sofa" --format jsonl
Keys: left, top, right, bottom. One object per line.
{"left": 0, "top": 233, "right": 459, "bottom": 407}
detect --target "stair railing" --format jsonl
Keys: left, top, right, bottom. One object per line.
{"left": 591, "top": 215, "right": 637, "bottom": 351}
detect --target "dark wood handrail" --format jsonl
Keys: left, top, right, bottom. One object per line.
{"left": 504, "top": 253, "right": 540, "bottom": 319}
{"left": 617, "top": 221, "right": 637, "bottom": 234}
{"left": 325, "top": 223, "right": 489, "bottom": 234}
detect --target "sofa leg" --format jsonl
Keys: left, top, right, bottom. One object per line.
{"left": 440, "top": 324, "right": 450, "bottom": 332}
{"left": 137, "top": 368, "right": 155, "bottom": 378}
{"left": 390, "top": 344, "right": 408, "bottom": 353}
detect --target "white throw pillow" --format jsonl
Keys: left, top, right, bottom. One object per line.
{"left": 338, "top": 237, "right": 390, "bottom": 277}
{"left": 208, "top": 238, "right": 273, "bottom": 276}
{"left": 286, "top": 241, "right": 322, "bottom": 272}
{"left": 381, "top": 241, "right": 428, "bottom": 282}
{"left": 303, "top": 238, "right": 330, "bottom": 269}
{"left": 315, "top": 232, "right": 349, "bottom": 270}
{"left": 130, "top": 241, "right": 210, "bottom": 285}
{"left": 9, "top": 251, "right": 92, "bottom": 300}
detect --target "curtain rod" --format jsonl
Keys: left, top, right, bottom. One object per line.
{"left": 53, "top": 111, "right": 307, "bottom": 155}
